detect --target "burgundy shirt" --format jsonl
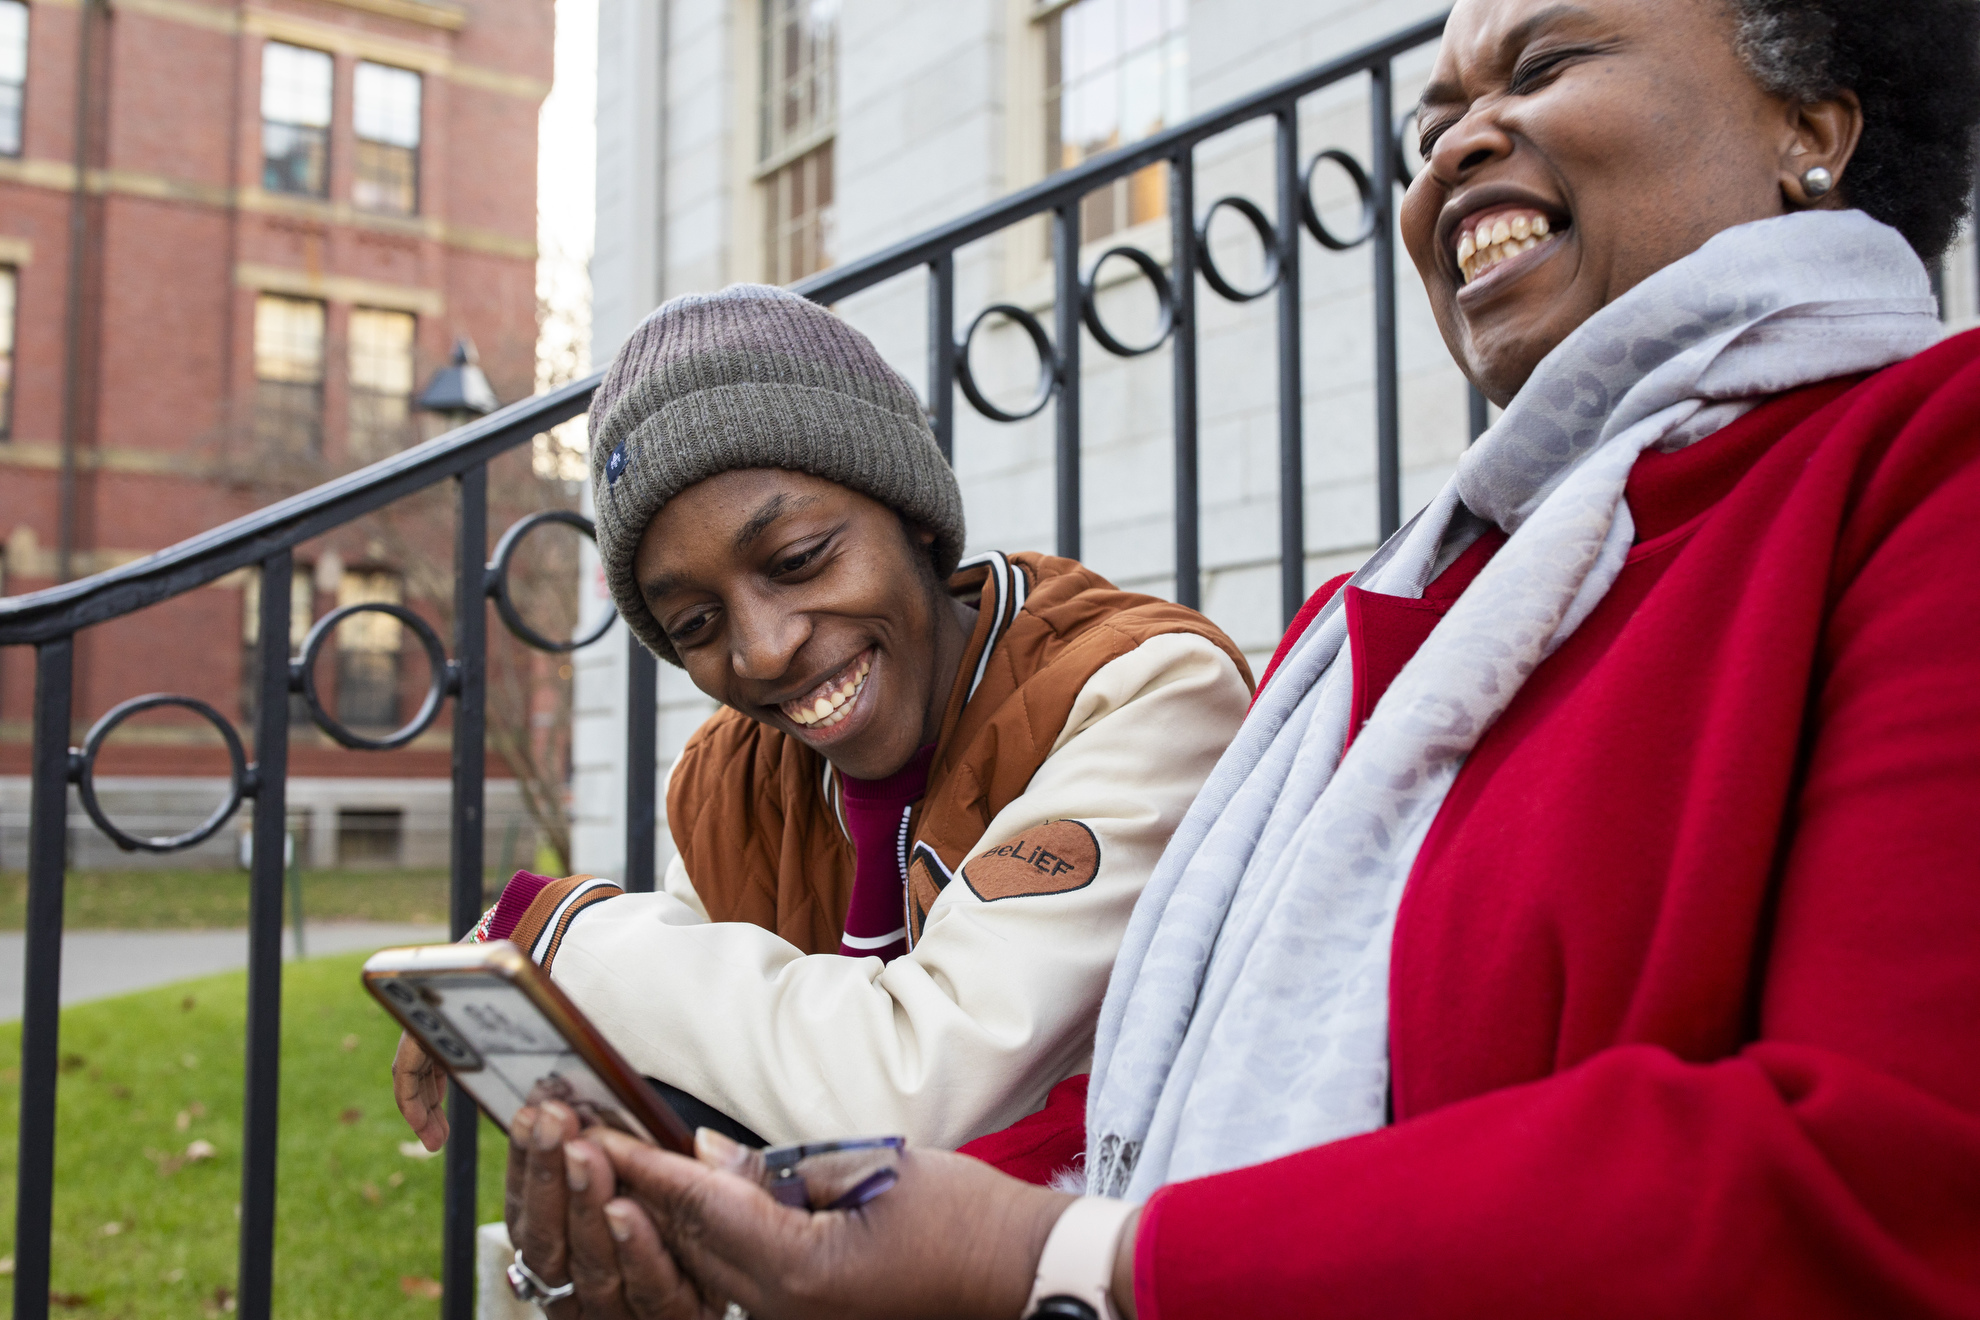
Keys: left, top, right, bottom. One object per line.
{"left": 835, "top": 744, "right": 938, "bottom": 962}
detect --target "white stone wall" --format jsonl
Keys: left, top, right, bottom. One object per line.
{"left": 571, "top": 0, "right": 1461, "bottom": 880}
{"left": 571, "top": 0, "right": 1980, "bottom": 880}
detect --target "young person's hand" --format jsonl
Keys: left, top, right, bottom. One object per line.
{"left": 391, "top": 1032, "right": 448, "bottom": 1151}
{"left": 587, "top": 1127, "right": 1078, "bottom": 1320}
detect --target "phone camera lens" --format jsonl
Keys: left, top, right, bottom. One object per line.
{"left": 381, "top": 981, "right": 416, "bottom": 1006}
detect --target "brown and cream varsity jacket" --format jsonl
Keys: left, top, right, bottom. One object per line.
{"left": 541, "top": 551, "right": 1252, "bottom": 1148}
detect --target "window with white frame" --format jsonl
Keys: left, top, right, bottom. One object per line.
{"left": 0, "top": 0, "right": 26, "bottom": 158}
{"left": 253, "top": 293, "right": 325, "bottom": 453}
{"left": 335, "top": 569, "right": 404, "bottom": 731}
{"left": 1044, "top": 0, "right": 1187, "bottom": 241}
{"left": 0, "top": 266, "right": 14, "bottom": 439}
{"left": 354, "top": 61, "right": 421, "bottom": 215}
{"left": 348, "top": 307, "right": 416, "bottom": 460}
{"left": 759, "top": 0, "right": 837, "bottom": 284}
{"left": 262, "top": 42, "right": 333, "bottom": 198}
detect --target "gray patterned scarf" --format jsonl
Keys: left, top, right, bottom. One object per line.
{"left": 1086, "top": 210, "right": 1939, "bottom": 1201}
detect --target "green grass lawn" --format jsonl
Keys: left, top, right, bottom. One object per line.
{"left": 0, "top": 952, "right": 508, "bottom": 1315}
{"left": 0, "top": 870, "right": 484, "bottom": 931}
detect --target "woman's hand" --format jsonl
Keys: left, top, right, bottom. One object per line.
{"left": 507, "top": 1101, "right": 711, "bottom": 1319}
{"left": 392, "top": 1032, "right": 448, "bottom": 1152}
{"left": 592, "top": 1127, "right": 1076, "bottom": 1320}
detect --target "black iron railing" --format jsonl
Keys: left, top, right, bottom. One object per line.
{"left": 0, "top": 12, "right": 1460, "bottom": 1318}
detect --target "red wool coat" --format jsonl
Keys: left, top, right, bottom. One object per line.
{"left": 970, "top": 329, "right": 1980, "bottom": 1317}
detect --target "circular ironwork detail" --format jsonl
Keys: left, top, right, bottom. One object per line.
{"left": 1394, "top": 108, "right": 1423, "bottom": 186}
{"left": 1080, "top": 246, "right": 1176, "bottom": 358}
{"left": 1300, "top": 148, "right": 1377, "bottom": 252}
{"left": 1195, "top": 196, "right": 1281, "bottom": 303}
{"left": 75, "top": 695, "right": 250, "bottom": 853}
{"left": 487, "top": 510, "right": 614, "bottom": 654}
{"left": 295, "top": 602, "right": 452, "bottom": 752}
{"left": 954, "top": 303, "right": 1059, "bottom": 423}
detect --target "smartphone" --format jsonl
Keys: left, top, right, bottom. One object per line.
{"left": 363, "top": 939, "right": 697, "bottom": 1152}
{"left": 361, "top": 940, "right": 903, "bottom": 1210}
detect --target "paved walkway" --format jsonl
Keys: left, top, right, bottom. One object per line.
{"left": 0, "top": 923, "right": 449, "bottom": 1020}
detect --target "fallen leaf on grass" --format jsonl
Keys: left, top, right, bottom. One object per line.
{"left": 185, "top": 1139, "right": 217, "bottom": 1163}
{"left": 145, "top": 1147, "right": 185, "bottom": 1176}
{"left": 99, "top": 1220, "right": 126, "bottom": 1236}
{"left": 108, "top": 1084, "right": 131, "bottom": 1100}
{"left": 176, "top": 1110, "right": 192, "bottom": 1132}
{"left": 339, "top": 1106, "right": 363, "bottom": 1125}
{"left": 181, "top": 996, "right": 197, "bottom": 1012}
{"left": 189, "top": 1100, "right": 207, "bottom": 1117}
{"left": 387, "top": 1171, "right": 404, "bottom": 1188}
{"left": 398, "top": 1140, "right": 440, "bottom": 1160}
{"left": 340, "top": 1033, "right": 360, "bottom": 1051}
{"left": 203, "top": 1284, "right": 235, "bottom": 1315}
{"left": 400, "top": 1277, "right": 443, "bottom": 1300}
{"left": 58, "top": 1053, "right": 87, "bottom": 1074}
{"left": 0, "top": 1255, "right": 12, "bottom": 1274}
{"left": 361, "top": 1181, "right": 383, "bottom": 1205}
{"left": 49, "top": 1290, "right": 89, "bottom": 1308}
{"left": 161, "top": 1268, "right": 185, "bottom": 1283}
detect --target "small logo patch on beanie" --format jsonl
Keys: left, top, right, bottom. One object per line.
{"left": 605, "top": 441, "right": 629, "bottom": 485}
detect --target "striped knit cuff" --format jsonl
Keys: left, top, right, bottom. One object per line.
{"left": 508, "top": 876, "right": 624, "bottom": 971}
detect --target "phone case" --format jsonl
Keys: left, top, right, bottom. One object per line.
{"left": 362, "top": 940, "right": 697, "bottom": 1154}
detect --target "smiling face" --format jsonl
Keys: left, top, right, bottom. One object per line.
{"left": 634, "top": 469, "right": 977, "bottom": 780}
{"left": 1402, "top": 0, "right": 1862, "bottom": 404}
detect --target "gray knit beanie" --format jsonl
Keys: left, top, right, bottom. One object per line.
{"left": 588, "top": 284, "right": 965, "bottom": 665}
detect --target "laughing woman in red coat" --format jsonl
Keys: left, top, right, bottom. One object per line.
{"left": 500, "top": 0, "right": 1980, "bottom": 1316}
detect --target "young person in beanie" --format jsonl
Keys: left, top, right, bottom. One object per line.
{"left": 393, "top": 284, "right": 1252, "bottom": 1153}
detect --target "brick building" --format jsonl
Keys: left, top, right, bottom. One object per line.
{"left": 0, "top": 0, "right": 554, "bottom": 871}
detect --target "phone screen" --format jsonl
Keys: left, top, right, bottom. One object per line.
{"left": 376, "top": 972, "right": 663, "bottom": 1145}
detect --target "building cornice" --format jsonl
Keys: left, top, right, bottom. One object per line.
{"left": 0, "top": 158, "right": 538, "bottom": 260}
{"left": 235, "top": 260, "right": 446, "bottom": 315}
{"left": 34, "top": 0, "right": 549, "bottom": 99}
{"left": 307, "top": 0, "right": 468, "bottom": 33}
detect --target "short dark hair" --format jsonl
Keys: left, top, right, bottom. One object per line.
{"left": 1730, "top": 0, "right": 1980, "bottom": 261}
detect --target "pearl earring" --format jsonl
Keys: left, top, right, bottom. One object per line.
{"left": 1801, "top": 166, "right": 1835, "bottom": 199}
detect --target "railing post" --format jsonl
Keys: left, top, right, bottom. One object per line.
{"left": 443, "top": 464, "right": 488, "bottom": 1320}
{"left": 1274, "top": 104, "right": 1306, "bottom": 628}
{"left": 237, "top": 551, "right": 293, "bottom": 1320}
{"left": 1053, "top": 202, "right": 1083, "bottom": 560}
{"left": 927, "top": 253, "right": 956, "bottom": 463}
{"left": 1370, "top": 62, "right": 1402, "bottom": 540}
{"left": 1170, "top": 148, "right": 1202, "bottom": 610}
{"left": 13, "top": 636, "right": 73, "bottom": 1320}
{"left": 624, "top": 638, "right": 658, "bottom": 893}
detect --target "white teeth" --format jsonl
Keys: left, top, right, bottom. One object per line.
{"left": 1455, "top": 211, "right": 1559, "bottom": 285}
{"left": 785, "top": 658, "right": 870, "bottom": 728}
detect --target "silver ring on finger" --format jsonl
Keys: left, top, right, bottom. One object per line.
{"left": 507, "top": 1249, "right": 577, "bottom": 1307}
